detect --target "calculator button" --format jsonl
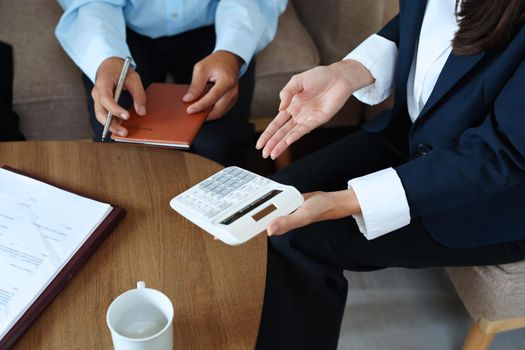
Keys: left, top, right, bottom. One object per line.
{"left": 176, "top": 167, "right": 277, "bottom": 223}
{"left": 217, "top": 201, "right": 232, "bottom": 210}
{"left": 203, "top": 180, "right": 213, "bottom": 187}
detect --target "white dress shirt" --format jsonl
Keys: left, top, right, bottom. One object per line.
{"left": 343, "top": 0, "right": 458, "bottom": 239}
{"left": 55, "top": 0, "right": 287, "bottom": 82}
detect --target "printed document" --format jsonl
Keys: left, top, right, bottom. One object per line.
{"left": 0, "top": 168, "right": 112, "bottom": 340}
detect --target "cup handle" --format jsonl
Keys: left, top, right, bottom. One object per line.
{"left": 137, "top": 281, "right": 146, "bottom": 289}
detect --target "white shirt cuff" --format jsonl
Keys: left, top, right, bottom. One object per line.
{"left": 348, "top": 168, "right": 411, "bottom": 240}
{"left": 343, "top": 34, "right": 398, "bottom": 105}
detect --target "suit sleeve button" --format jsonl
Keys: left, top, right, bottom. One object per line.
{"left": 417, "top": 143, "right": 432, "bottom": 155}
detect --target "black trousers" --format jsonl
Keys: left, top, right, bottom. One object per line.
{"left": 82, "top": 26, "right": 255, "bottom": 167}
{"left": 256, "top": 130, "right": 525, "bottom": 350}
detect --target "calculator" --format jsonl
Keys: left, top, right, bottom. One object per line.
{"left": 170, "top": 166, "right": 304, "bottom": 245}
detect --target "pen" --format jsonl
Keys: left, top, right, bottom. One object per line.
{"left": 101, "top": 57, "right": 133, "bottom": 141}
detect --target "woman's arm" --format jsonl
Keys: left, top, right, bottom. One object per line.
{"left": 269, "top": 56, "right": 525, "bottom": 237}
{"left": 256, "top": 15, "right": 401, "bottom": 160}
{"left": 397, "top": 59, "right": 525, "bottom": 218}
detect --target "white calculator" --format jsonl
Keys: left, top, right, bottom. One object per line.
{"left": 170, "top": 166, "right": 304, "bottom": 245}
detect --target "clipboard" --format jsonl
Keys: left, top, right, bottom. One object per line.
{"left": 0, "top": 165, "right": 126, "bottom": 350}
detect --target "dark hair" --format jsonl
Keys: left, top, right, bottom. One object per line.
{"left": 453, "top": 0, "right": 525, "bottom": 55}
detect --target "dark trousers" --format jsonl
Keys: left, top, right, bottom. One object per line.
{"left": 256, "top": 130, "right": 525, "bottom": 350}
{"left": 82, "top": 26, "right": 255, "bottom": 167}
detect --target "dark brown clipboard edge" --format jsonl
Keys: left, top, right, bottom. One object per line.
{"left": 0, "top": 165, "right": 127, "bottom": 350}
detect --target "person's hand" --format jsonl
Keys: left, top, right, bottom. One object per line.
{"left": 266, "top": 189, "right": 361, "bottom": 236}
{"left": 92, "top": 57, "right": 147, "bottom": 137}
{"left": 183, "top": 50, "right": 243, "bottom": 120}
{"left": 256, "top": 60, "right": 374, "bottom": 160}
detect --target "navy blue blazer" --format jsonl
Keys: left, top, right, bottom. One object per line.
{"left": 364, "top": 0, "right": 525, "bottom": 248}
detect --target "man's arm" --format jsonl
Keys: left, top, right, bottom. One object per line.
{"left": 183, "top": 0, "right": 287, "bottom": 120}
{"left": 56, "top": 0, "right": 146, "bottom": 137}
{"left": 214, "top": 0, "right": 287, "bottom": 75}
{"left": 55, "top": 0, "right": 130, "bottom": 82}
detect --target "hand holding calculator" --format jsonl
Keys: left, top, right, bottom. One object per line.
{"left": 170, "top": 167, "right": 304, "bottom": 245}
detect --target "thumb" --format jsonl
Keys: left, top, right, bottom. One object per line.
{"left": 279, "top": 74, "right": 304, "bottom": 111}
{"left": 267, "top": 211, "right": 307, "bottom": 236}
{"left": 183, "top": 64, "right": 208, "bottom": 102}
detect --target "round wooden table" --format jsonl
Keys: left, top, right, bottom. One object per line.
{"left": 0, "top": 141, "right": 266, "bottom": 349}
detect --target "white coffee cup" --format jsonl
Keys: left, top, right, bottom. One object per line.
{"left": 106, "top": 281, "right": 174, "bottom": 350}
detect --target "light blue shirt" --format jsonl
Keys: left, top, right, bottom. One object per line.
{"left": 56, "top": 0, "right": 287, "bottom": 82}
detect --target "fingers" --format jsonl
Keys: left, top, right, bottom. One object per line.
{"left": 256, "top": 110, "right": 293, "bottom": 150}
{"left": 278, "top": 74, "right": 303, "bottom": 111}
{"left": 107, "top": 117, "right": 127, "bottom": 137}
{"left": 183, "top": 62, "right": 209, "bottom": 103}
{"left": 188, "top": 79, "right": 231, "bottom": 114}
{"left": 93, "top": 90, "right": 127, "bottom": 137}
{"left": 96, "top": 83, "right": 130, "bottom": 120}
{"left": 206, "top": 88, "right": 238, "bottom": 120}
{"left": 125, "top": 71, "right": 147, "bottom": 116}
{"left": 266, "top": 192, "right": 318, "bottom": 236}
{"left": 261, "top": 118, "right": 295, "bottom": 159}
{"left": 184, "top": 52, "right": 240, "bottom": 117}
{"left": 92, "top": 57, "right": 148, "bottom": 137}
{"left": 302, "top": 192, "right": 316, "bottom": 200}
{"left": 260, "top": 114, "right": 312, "bottom": 159}
{"left": 270, "top": 123, "right": 311, "bottom": 160}
{"left": 256, "top": 74, "right": 305, "bottom": 155}
{"left": 92, "top": 71, "right": 145, "bottom": 138}
{"left": 92, "top": 88, "right": 128, "bottom": 137}
{"left": 286, "top": 123, "right": 311, "bottom": 146}
{"left": 267, "top": 209, "right": 309, "bottom": 236}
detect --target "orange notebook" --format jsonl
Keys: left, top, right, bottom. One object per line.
{"left": 111, "top": 83, "right": 209, "bottom": 149}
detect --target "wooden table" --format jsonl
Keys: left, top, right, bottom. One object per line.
{"left": 0, "top": 141, "right": 266, "bottom": 349}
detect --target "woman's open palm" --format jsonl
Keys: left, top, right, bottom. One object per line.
{"left": 256, "top": 64, "right": 355, "bottom": 159}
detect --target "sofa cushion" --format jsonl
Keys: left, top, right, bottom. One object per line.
{"left": 0, "top": 0, "right": 91, "bottom": 140}
{"left": 251, "top": 2, "right": 320, "bottom": 119}
{"left": 293, "top": 0, "right": 398, "bottom": 64}
{"left": 446, "top": 262, "right": 525, "bottom": 321}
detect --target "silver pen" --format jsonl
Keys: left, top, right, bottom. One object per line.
{"left": 101, "top": 57, "right": 133, "bottom": 141}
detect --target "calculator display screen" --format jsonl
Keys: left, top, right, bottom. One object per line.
{"left": 220, "top": 189, "right": 282, "bottom": 225}
{"left": 252, "top": 204, "right": 277, "bottom": 222}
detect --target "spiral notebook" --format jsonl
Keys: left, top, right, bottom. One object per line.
{"left": 111, "top": 83, "right": 210, "bottom": 149}
{"left": 0, "top": 166, "right": 126, "bottom": 349}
